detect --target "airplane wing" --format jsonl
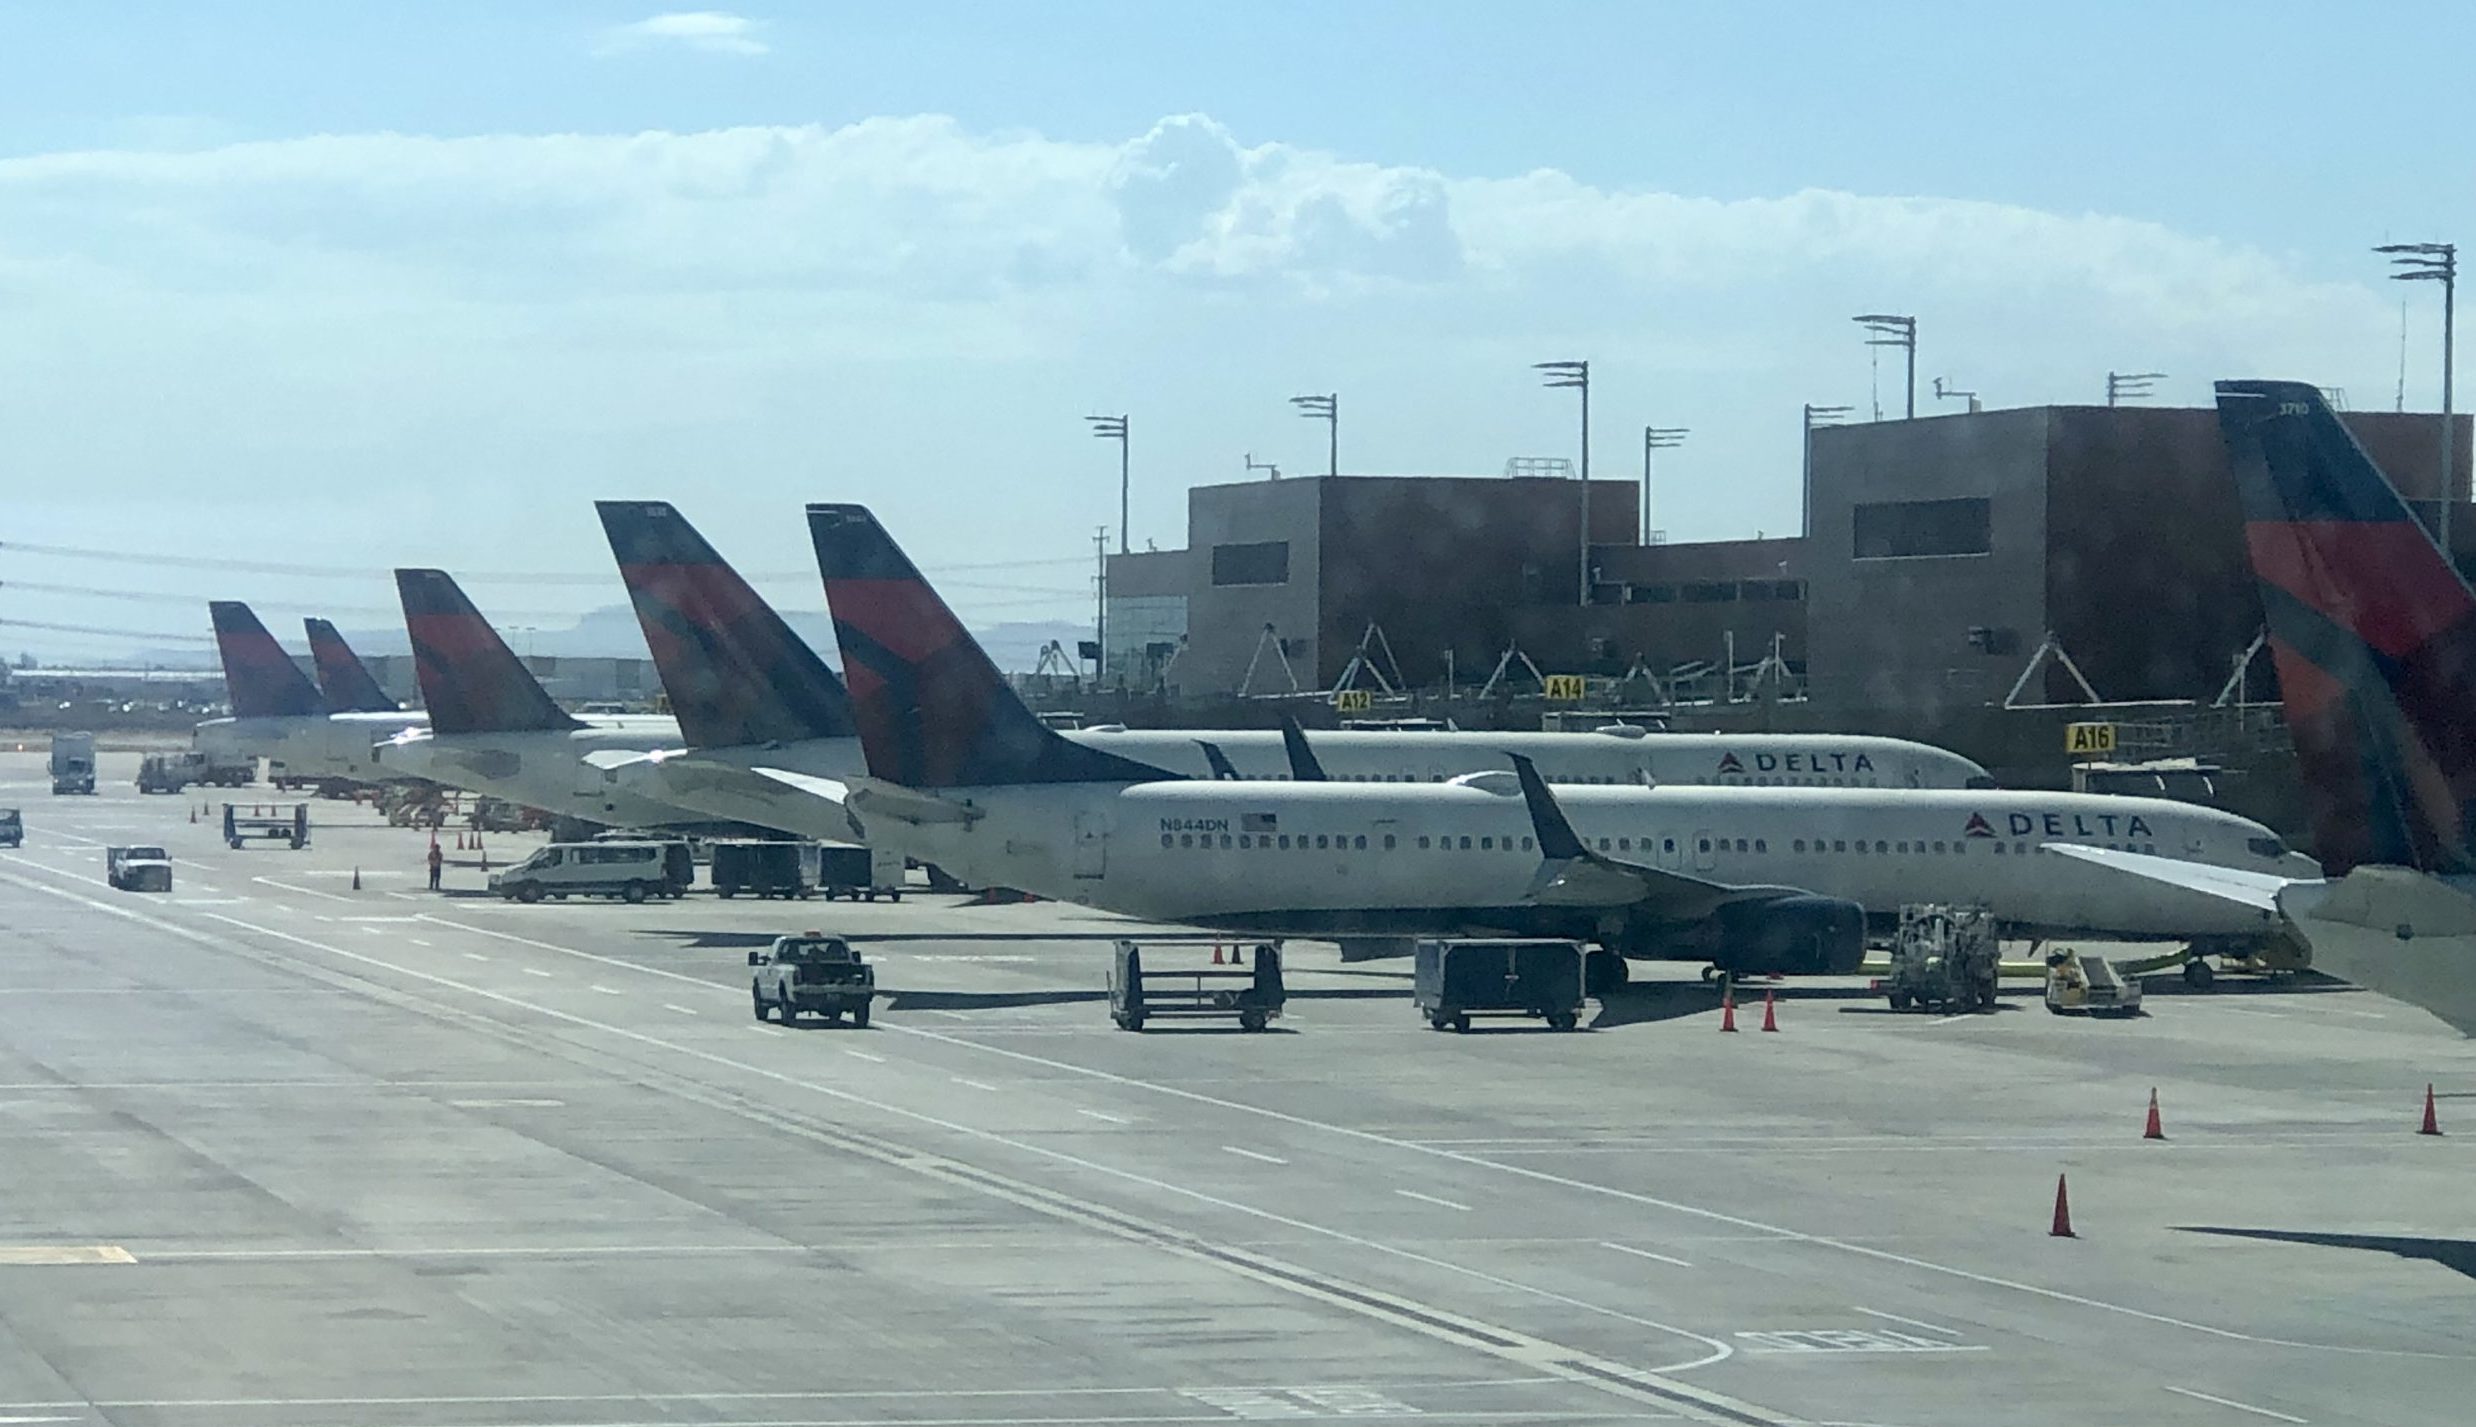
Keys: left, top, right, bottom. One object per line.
{"left": 581, "top": 748, "right": 666, "bottom": 772}
{"left": 2276, "top": 867, "right": 2476, "bottom": 1036}
{"left": 1505, "top": 752, "right": 1803, "bottom": 918}
{"left": 2042, "top": 843, "right": 2293, "bottom": 913}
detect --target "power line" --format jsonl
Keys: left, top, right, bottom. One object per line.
{"left": 0, "top": 617, "right": 216, "bottom": 644}
{"left": 0, "top": 539, "right": 1087, "bottom": 583}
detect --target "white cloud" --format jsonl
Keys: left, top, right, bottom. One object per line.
{"left": 598, "top": 11, "right": 768, "bottom": 57}
{"left": 0, "top": 111, "right": 2407, "bottom": 638}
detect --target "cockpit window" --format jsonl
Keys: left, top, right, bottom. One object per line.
{"left": 1964, "top": 775, "right": 1997, "bottom": 790}
{"left": 2247, "top": 835, "right": 2286, "bottom": 859}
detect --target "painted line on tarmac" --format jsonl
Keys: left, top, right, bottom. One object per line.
{"left": 951, "top": 1077, "right": 998, "bottom": 1091}
{"left": 0, "top": 1380, "right": 1569, "bottom": 1412}
{"left": 1079, "top": 1108, "right": 1131, "bottom": 1123}
{"left": 844, "top": 1048, "right": 885, "bottom": 1062}
{"left": 1224, "top": 1145, "right": 1289, "bottom": 1165}
{"left": 1602, "top": 1242, "right": 1694, "bottom": 1269}
{"left": 1396, "top": 1189, "right": 1472, "bottom": 1212}
{"left": 664, "top": 1003, "right": 700, "bottom": 1017}
{"left": 520, "top": 967, "right": 553, "bottom": 978}
{"left": 590, "top": 985, "right": 624, "bottom": 997}
{"left": 252, "top": 875, "right": 355, "bottom": 905}
{"left": 1851, "top": 1307, "right": 1960, "bottom": 1337}
{"left": 2162, "top": 1385, "right": 2307, "bottom": 1422}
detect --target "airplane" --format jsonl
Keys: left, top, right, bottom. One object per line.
{"left": 586, "top": 500, "right": 1989, "bottom": 858}
{"left": 2045, "top": 379, "right": 2476, "bottom": 1035}
{"left": 191, "top": 602, "right": 424, "bottom": 783}
{"left": 371, "top": 569, "right": 704, "bottom": 830}
{"left": 304, "top": 617, "right": 401, "bottom": 714}
{"left": 810, "top": 501, "right": 2312, "bottom": 988}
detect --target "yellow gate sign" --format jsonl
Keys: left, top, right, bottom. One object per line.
{"left": 1544, "top": 674, "right": 1588, "bottom": 701}
{"left": 2065, "top": 722, "right": 2118, "bottom": 756}
{"left": 1332, "top": 688, "right": 1374, "bottom": 712}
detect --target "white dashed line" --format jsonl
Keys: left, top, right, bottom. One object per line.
{"left": 844, "top": 1049, "right": 886, "bottom": 1063}
{"left": 589, "top": 985, "right": 622, "bottom": 997}
{"left": 409, "top": 939, "right": 432, "bottom": 947}
{"left": 662, "top": 1003, "right": 699, "bottom": 1017}
{"left": 462, "top": 952, "right": 489, "bottom": 962}
{"left": 1223, "top": 1145, "right": 1288, "bottom": 1165}
{"left": 1078, "top": 1109, "right": 1130, "bottom": 1124}
{"left": 520, "top": 967, "right": 553, "bottom": 978}
{"left": 1601, "top": 1241, "right": 1694, "bottom": 1268}
{"left": 1853, "top": 1306, "right": 1959, "bottom": 1336}
{"left": 1396, "top": 1189, "right": 1471, "bottom": 1212}
{"left": 2162, "top": 1385, "right": 2307, "bottom": 1422}
{"left": 951, "top": 1077, "right": 998, "bottom": 1091}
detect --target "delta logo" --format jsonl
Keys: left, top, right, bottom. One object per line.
{"left": 1717, "top": 752, "right": 1745, "bottom": 775}
{"left": 1963, "top": 813, "right": 1998, "bottom": 839}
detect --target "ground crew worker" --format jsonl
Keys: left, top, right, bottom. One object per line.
{"left": 427, "top": 840, "right": 444, "bottom": 892}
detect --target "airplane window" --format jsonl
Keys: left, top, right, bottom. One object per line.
{"left": 1417, "top": 836, "right": 1430, "bottom": 849}
{"left": 1664, "top": 838, "right": 1677, "bottom": 853}
{"left": 1993, "top": 842, "right": 2006, "bottom": 855}
{"left": 1697, "top": 838, "right": 1710, "bottom": 852}
{"left": 1277, "top": 835, "right": 1290, "bottom": 849}
{"left": 1161, "top": 834, "right": 1174, "bottom": 848}
{"left": 1382, "top": 834, "right": 1395, "bottom": 850}
{"left": 1875, "top": 841, "right": 1888, "bottom": 854}
{"left": 1896, "top": 841, "right": 1908, "bottom": 854}
{"left": 2248, "top": 835, "right": 2285, "bottom": 858}
{"left": 1179, "top": 834, "right": 1193, "bottom": 848}
{"left": 1855, "top": 841, "right": 1867, "bottom": 855}
{"left": 1220, "top": 834, "right": 1233, "bottom": 848}
{"left": 1238, "top": 835, "right": 1251, "bottom": 848}
{"left": 1617, "top": 837, "right": 1631, "bottom": 851}
{"left": 1754, "top": 839, "right": 1766, "bottom": 853}
{"left": 1520, "top": 836, "right": 1533, "bottom": 850}
{"left": 1933, "top": 840, "right": 1946, "bottom": 853}
{"left": 1794, "top": 839, "right": 1806, "bottom": 852}
{"left": 1459, "top": 836, "right": 1472, "bottom": 850}
{"left": 1736, "top": 839, "right": 1748, "bottom": 852}
{"left": 2019, "top": 842, "right": 2031, "bottom": 855}
{"left": 1480, "top": 836, "right": 1494, "bottom": 849}
{"left": 2145, "top": 843, "right": 2158, "bottom": 854}
{"left": 1315, "top": 834, "right": 1329, "bottom": 849}
{"left": 1353, "top": 835, "right": 1366, "bottom": 850}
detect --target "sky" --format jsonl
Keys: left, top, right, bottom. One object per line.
{"left": 2, "top": 1, "right": 2471, "bottom": 665}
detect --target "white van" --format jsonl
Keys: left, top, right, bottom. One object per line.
{"left": 489, "top": 840, "right": 692, "bottom": 904}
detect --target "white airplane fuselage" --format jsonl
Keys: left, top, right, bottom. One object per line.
{"left": 858, "top": 778, "right": 2309, "bottom": 950}
{"left": 376, "top": 717, "right": 697, "bottom": 826}
{"left": 615, "top": 727, "right": 1989, "bottom": 845}
{"left": 194, "top": 711, "right": 429, "bottom": 782}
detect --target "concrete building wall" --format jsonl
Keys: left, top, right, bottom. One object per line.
{"left": 1174, "top": 480, "right": 1325, "bottom": 694}
{"left": 1804, "top": 408, "right": 2052, "bottom": 721}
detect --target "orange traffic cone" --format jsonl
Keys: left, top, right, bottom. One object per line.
{"left": 2050, "top": 1174, "right": 2076, "bottom": 1238}
{"left": 351, "top": 866, "right": 362, "bottom": 891}
{"left": 2143, "top": 1088, "right": 2164, "bottom": 1140}
{"left": 1760, "top": 990, "right": 1779, "bottom": 1032}
{"left": 2420, "top": 1084, "right": 2443, "bottom": 1136}
{"left": 1719, "top": 990, "right": 1738, "bottom": 1032}
{"left": 1212, "top": 944, "right": 1226, "bottom": 965}
{"left": 1230, "top": 944, "right": 1245, "bottom": 966}
{"left": 188, "top": 805, "right": 197, "bottom": 824}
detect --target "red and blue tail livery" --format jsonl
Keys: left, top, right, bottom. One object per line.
{"left": 393, "top": 569, "right": 582, "bottom": 737}
{"left": 597, "top": 500, "right": 853, "bottom": 750}
{"left": 303, "top": 617, "right": 400, "bottom": 713}
{"left": 209, "top": 601, "right": 324, "bottom": 719}
{"left": 806, "top": 503, "right": 1170, "bottom": 789}
{"left": 2217, "top": 379, "right": 2476, "bottom": 876}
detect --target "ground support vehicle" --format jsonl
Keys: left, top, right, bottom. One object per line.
{"left": 489, "top": 840, "right": 692, "bottom": 903}
{"left": 0, "top": 808, "right": 20, "bottom": 848}
{"left": 1880, "top": 904, "right": 2001, "bottom": 1013}
{"left": 2045, "top": 947, "right": 2144, "bottom": 1016}
{"left": 1108, "top": 940, "right": 1285, "bottom": 1032}
{"left": 105, "top": 845, "right": 173, "bottom": 892}
{"left": 819, "top": 845, "right": 906, "bottom": 902}
{"left": 223, "top": 803, "right": 309, "bottom": 850}
{"left": 1412, "top": 939, "right": 1586, "bottom": 1032}
{"left": 749, "top": 933, "right": 875, "bottom": 1026}
{"left": 49, "top": 733, "right": 95, "bottom": 795}
{"left": 712, "top": 840, "right": 821, "bottom": 900}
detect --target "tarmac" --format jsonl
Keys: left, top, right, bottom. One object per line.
{"left": 1, "top": 748, "right": 2471, "bottom": 1427}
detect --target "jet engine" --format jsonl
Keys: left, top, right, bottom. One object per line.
{"left": 1710, "top": 895, "right": 1867, "bottom": 975}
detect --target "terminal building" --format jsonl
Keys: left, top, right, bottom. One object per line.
{"left": 1104, "top": 401, "right": 2469, "bottom": 729}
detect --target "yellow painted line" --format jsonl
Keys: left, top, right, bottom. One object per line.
{"left": 0, "top": 1245, "right": 135, "bottom": 1265}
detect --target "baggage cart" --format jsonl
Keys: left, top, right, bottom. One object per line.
{"left": 223, "top": 802, "right": 309, "bottom": 850}
{"left": 1412, "top": 939, "right": 1587, "bottom": 1032}
{"left": 1109, "top": 940, "right": 1284, "bottom": 1032}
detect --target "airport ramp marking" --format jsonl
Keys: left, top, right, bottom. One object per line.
{"left": 2162, "top": 1386, "right": 2308, "bottom": 1422}
{"left": 0, "top": 1245, "right": 134, "bottom": 1265}
{"left": 1223, "top": 1146, "right": 1288, "bottom": 1165}
{"left": 1395, "top": 1190, "right": 1471, "bottom": 1212}
{"left": 250, "top": 876, "right": 355, "bottom": 904}
{"left": 1732, "top": 1328, "right": 1983, "bottom": 1355}
{"left": 1601, "top": 1242, "right": 1693, "bottom": 1269}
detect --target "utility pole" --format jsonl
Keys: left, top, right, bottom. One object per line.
{"left": 1801, "top": 403, "right": 1852, "bottom": 539}
{"left": 1641, "top": 425, "right": 1687, "bottom": 545}
{"left": 2378, "top": 242, "right": 2458, "bottom": 556}
{"left": 1854, "top": 315, "right": 1918, "bottom": 419}
{"left": 1535, "top": 360, "right": 1591, "bottom": 603}
{"left": 1092, "top": 526, "right": 1109, "bottom": 683}
{"left": 1289, "top": 393, "right": 1337, "bottom": 477}
{"left": 1087, "top": 415, "right": 1129, "bottom": 554}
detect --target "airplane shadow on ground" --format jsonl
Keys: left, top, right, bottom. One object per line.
{"left": 2179, "top": 1226, "right": 2476, "bottom": 1282}
{"left": 2139, "top": 969, "right": 2363, "bottom": 999}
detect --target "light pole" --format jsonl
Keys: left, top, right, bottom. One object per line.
{"left": 2378, "top": 242, "right": 2458, "bottom": 556}
{"left": 1801, "top": 403, "right": 1852, "bottom": 539}
{"left": 1086, "top": 414, "right": 1129, "bottom": 555}
{"left": 1854, "top": 314, "right": 1917, "bottom": 419}
{"left": 1641, "top": 426, "right": 1687, "bottom": 545}
{"left": 1536, "top": 360, "right": 1591, "bottom": 603}
{"left": 2106, "top": 371, "right": 2165, "bottom": 406}
{"left": 1289, "top": 393, "right": 1337, "bottom": 477}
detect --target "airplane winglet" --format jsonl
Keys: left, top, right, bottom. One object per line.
{"left": 1197, "top": 740, "right": 1241, "bottom": 781}
{"left": 1277, "top": 714, "right": 1329, "bottom": 782}
{"left": 1509, "top": 752, "right": 1588, "bottom": 861}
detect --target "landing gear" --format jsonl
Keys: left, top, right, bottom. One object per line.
{"left": 2183, "top": 957, "right": 2217, "bottom": 989}
{"left": 1586, "top": 949, "right": 1631, "bottom": 996}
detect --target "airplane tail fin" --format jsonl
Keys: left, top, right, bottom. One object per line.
{"left": 209, "top": 601, "right": 323, "bottom": 718}
{"left": 393, "top": 569, "right": 582, "bottom": 736}
{"left": 805, "top": 503, "right": 1170, "bottom": 789}
{"left": 597, "top": 500, "right": 854, "bottom": 749}
{"left": 303, "top": 618, "right": 399, "bottom": 713}
{"left": 2217, "top": 379, "right": 2476, "bottom": 875}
